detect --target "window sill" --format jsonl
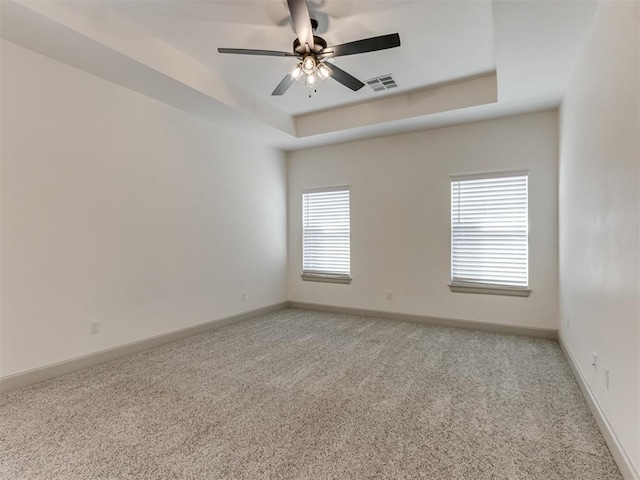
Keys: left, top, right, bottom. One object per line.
{"left": 449, "top": 283, "right": 531, "bottom": 297}
{"left": 301, "top": 273, "right": 352, "bottom": 284}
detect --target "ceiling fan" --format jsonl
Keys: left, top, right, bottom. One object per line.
{"left": 217, "top": 0, "right": 401, "bottom": 96}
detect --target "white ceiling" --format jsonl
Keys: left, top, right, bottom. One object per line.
{"left": 1, "top": 0, "right": 599, "bottom": 150}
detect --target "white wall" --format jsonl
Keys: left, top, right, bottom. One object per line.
{"left": 559, "top": 0, "right": 639, "bottom": 476}
{"left": 0, "top": 41, "right": 288, "bottom": 377}
{"left": 288, "top": 111, "right": 559, "bottom": 330}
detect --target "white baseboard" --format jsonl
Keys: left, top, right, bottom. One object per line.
{"left": 0, "top": 302, "right": 288, "bottom": 394}
{"left": 559, "top": 334, "right": 639, "bottom": 480}
{"left": 287, "top": 301, "right": 558, "bottom": 339}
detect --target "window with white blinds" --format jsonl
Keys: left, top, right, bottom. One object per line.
{"left": 302, "top": 187, "right": 350, "bottom": 279}
{"left": 451, "top": 173, "right": 528, "bottom": 288}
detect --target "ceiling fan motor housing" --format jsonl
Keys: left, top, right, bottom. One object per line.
{"left": 293, "top": 35, "right": 327, "bottom": 55}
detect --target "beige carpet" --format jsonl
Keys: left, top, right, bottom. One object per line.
{"left": 0, "top": 308, "right": 622, "bottom": 479}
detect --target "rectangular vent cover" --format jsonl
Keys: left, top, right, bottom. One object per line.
{"left": 366, "top": 74, "right": 398, "bottom": 92}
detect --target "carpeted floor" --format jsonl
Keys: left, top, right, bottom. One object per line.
{"left": 0, "top": 309, "right": 622, "bottom": 479}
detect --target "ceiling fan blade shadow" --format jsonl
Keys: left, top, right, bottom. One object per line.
{"left": 287, "top": 0, "right": 314, "bottom": 48}
{"left": 324, "top": 33, "right": 401, "bottom": 58}
{"left": 218, "top": 48, "right": 298, "bottom": 57}
{"left": 328, "top": 64, "right": 365, "bottom": 91}
{"left": 272, "top": 74, "right": 297, "bottom": 96}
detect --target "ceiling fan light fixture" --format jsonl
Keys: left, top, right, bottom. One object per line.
{"left": 290, "top": 64, "right": 304, "bottom": 80}
{"left": 302, "top": 55, "right": 316, "bottom": 75}
{"left": 306, "top": 73, "right": 316, "bottom": 86}
{"left": 317, "top": 63, "right": 332, "bottom": 80}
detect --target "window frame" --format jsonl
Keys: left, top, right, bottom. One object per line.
{"left": 449, "top": 171, "right": 531, "bottom": 297}
{"left": 301, "top": 186, "right": 352, "bottom": 284}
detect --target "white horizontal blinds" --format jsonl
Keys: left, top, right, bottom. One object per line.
{"left": 451, "top": 174, "right": 528, "bottom": 287}
{"left": 302, "top": 188, "right": 350, "bottom": 276}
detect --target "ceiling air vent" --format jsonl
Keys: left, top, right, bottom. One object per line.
{"left": 366, "top": 74, "right": 398, "bottom": 92}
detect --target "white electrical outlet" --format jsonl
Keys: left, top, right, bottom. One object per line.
{"left": 386, "top": 292, "right": 393, "bottom": 301}
{"left": 605, "top": 368, "right": 610, "bottom": 390}
{"left": 592, "top": 352, "right": 598, "bottom": 372}
{"left": 241, "top": 292, "right": 246, "bottom": 301}
{"left": 90, "top": 320, "right": 100, "bottom": 335}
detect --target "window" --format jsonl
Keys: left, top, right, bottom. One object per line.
{"left": 302, "top": 187, "right": 351, "bottom": 284}
{"left": 450, "top": 172, "right": 530, "bottom": 296}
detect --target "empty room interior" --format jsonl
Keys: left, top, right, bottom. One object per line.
{"left": 0, "top": 0, "right": 638, "bottom": 478}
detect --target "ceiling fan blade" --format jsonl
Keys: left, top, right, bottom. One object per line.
{"left": 287, "top": 0, "right": 314, "bottom": 48}
{"left": 323, "top": 33, "right": 401, "bottom": 58}
{"left": 328, "top": 64, "right": 365, "bottom": 91}
{"left": 218, "top": 48, "right": 298, "bottom": 57}
{"left": 272, "top": 74, "right": 297, "bottom": 96}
